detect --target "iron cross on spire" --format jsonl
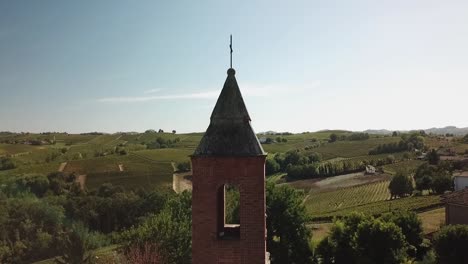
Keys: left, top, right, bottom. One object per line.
{"left": 230, "top": 34, "right": 233, "bottom": 68}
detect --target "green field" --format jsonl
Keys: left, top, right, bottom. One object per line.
{"left": 305, "top": 180, "right": 391, "bottom": 217}
{"left": 304, "top": 178, "right": 442, "bottom": 221}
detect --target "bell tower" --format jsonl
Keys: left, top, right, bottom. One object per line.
{"left": 191, "top": 67, "right": 267, "bottom": 264}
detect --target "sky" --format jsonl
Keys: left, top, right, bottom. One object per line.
{"left": 0, "top": 0, "right": 467, "bottom": 134}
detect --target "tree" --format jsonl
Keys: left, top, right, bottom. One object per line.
{"left": 316, "top": 213, "right": 371, "bottom": 264}
{"left": 55, "top": 223, "right": 94, "bottom": 264}
{"left": 432, "top": 175, "right": 453, "bottom": 194}
{"left": 415, "top": 175, "right": 433, "bottom": 192}
{"left": 15, "top": 174, "right": 49, "bottom": 198}
{"left": 265, "top": 158, "right": 280, "bottom": 175}
{"left": 354, "top": 219, "right": 407, "bottom": 264}
{"left": 0, "top": 197, "right": 65, "bottom": 263}
{"left": 414, "top": 163, "right": 453, "bottom": 194}
{"left": 389, "top": 171, "right": 413, "bottom": 199}
{"left": 433, "top": 225, "right": 468, "bottom": 264}
{"left": 380, "top": 211, "right": 425, "bottom": 258}
{"left": 427, "top": 149, "right": 440, "bottom": 165}
{"left": 172, "top": 130, "right": 176, "bottom": 134}
{"left": 266, "top": 182, "right": 312, "bottom": 263}
{"left": 119, "top": 191, "right": 192, "bottom": 264}
{"left": 392, "top": 131, "right": 398, "bottom": 137}
{"left": 329, "top": 133, "right": 338, "bottom": 143}
{"left": 463, "top": 134, "right": 468, "bottom": 143}
{"left": 316, "top": 212, "right": 409, "bottom": 264}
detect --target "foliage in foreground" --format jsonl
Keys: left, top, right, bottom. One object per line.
{"left": 54, "top": 223, "right": 96, "bottom": 264}
{"left": 315, "top": 211, "right": 427, "bottom": 264}
{"left": 433, "top": 225, "right": 468, "bottom": 264}
{"left": 266, "top": 182, "right": 313, "bottom": 263}
{"left": 119, "top": 191, "right": 192, "bottom": 264}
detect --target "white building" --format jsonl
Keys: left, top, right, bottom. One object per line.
{"left": 454, "top": 172, "right": 468, "bottom": 191}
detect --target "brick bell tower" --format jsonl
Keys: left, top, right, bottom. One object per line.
{"left": 191, "top": 66, "right": 267, "bottom": 264}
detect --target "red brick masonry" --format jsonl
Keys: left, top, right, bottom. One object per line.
{"left": 191, "top": 156, "right": 266, "bottom": 264}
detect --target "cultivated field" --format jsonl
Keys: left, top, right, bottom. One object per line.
{"left": 0, "top": 130, "right": 456, "bottom": 219}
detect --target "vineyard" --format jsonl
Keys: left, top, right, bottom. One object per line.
{"left": 304, "top": 179, "right": 443, "bottom": 221}
{"left": 305, "top": 180, "right": 391, "bottom": 216}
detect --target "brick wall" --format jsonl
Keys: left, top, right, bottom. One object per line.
{"left": 191, "top": 156, "right": 266, "bottom": 264}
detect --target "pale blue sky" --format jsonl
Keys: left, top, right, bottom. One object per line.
{"left": 1, "top": 1, "right": 467, "bottom": 133}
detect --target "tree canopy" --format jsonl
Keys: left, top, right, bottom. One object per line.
{"left": 266, "top": 182, "right": 312, "bottom": 263}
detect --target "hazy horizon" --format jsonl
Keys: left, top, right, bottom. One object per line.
{"left": 1, "top": 125, "right": 467, "bottom": 135}
{"left": 1, "top": 1, "right": 468, "bottom": 133}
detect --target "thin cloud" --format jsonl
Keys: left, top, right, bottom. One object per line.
{"left": 97, "top": 81, "right": 320, "bottom": 103}
{"left": 98, "top": 91, "right": 219, "bottom": 103}
{"left": 143, "top": 88, "right": 163, "bottom": 94}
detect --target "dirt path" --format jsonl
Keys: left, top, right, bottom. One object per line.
{"left": 173, "top": 171, "right": 192, "bottom": 193}
{"left": 76, "top": 174, "right": 87, "bottom": 190}
{"left": 58, "top": 162, "right": 67, "bottom": 172}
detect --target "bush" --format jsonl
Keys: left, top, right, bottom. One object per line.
{"left": 119, "top": 149, "right": 128, "bottom": 155}
{"left": 0, "top": 157, "right": 16, "bottom": 171}
{"left": 176, "top": 162, "right": 191, "bottom": 172}
{"left": 15, "top": 175, "right": 50, "bottom": 198}
{"left": 123, "top": 242, "right": 165, "bottom": 264}
{"left": 433, "top": 225, "right": 468, "bottom": 264}
{"left": 265, "top": 158, "right": 280, "bottom": 175}
{"left": 119, "top": 192, "right": 192, "bottom": 264}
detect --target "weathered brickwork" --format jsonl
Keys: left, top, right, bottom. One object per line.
{"left": 191, "top": 156, "right": 266, "bottom": 264}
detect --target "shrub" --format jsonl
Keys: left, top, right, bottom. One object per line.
{"left": 55, "top": 223, "right": 94, "bottom": 264}
{"left": 433, "top": 225, "right": 468, "bottom": 264}
{"left": 123, "top": 242, "right": 165, "bottom": 264}
{"left": 266, "top": 158, "right": 280, "bottom": 175}
{"left": 176, "top": 162, "right": 191, "bottom": 172}
{"left": 0, "top": 157, "right": 16, "bottom": 171}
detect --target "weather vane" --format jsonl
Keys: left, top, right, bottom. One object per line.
{"left": 230, "top": 34, "right": 233, "bottom": 68}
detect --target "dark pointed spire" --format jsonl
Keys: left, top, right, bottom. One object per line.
{"left": 193, "top": 68, "right": 265, "bottom": 156}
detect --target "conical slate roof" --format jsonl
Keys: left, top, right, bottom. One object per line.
{"left": 193, "top": 68, "right": 265, "bottom": 156}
